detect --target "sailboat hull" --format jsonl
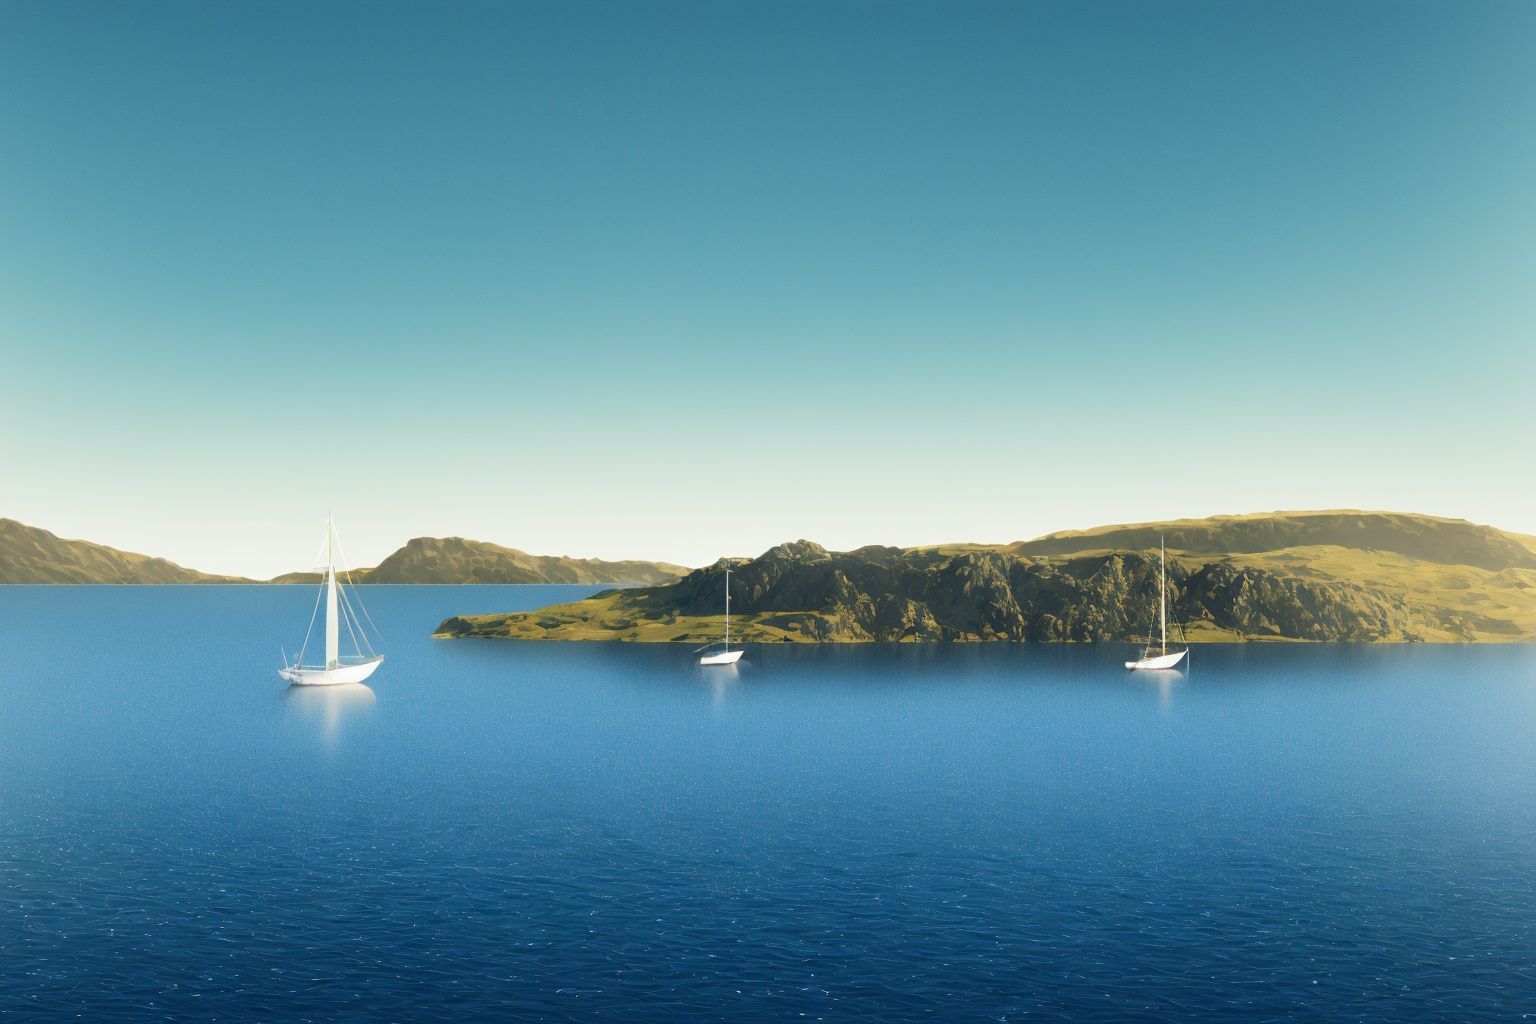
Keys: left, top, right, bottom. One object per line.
{"left": 280, "top": 656, "right": 384, "bottom": 686}
{"left": 699, "top": 649, "right": 743, "bottom": 666}
{"left": 1125, "top": 650, "right": 1187, "bottom": 671}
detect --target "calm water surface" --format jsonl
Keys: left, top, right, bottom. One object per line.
{"left": 2, "top": 585, "right": 1534, "bottom": 1021}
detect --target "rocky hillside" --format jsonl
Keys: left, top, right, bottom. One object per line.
{"left": 0, "top": 518, "right": 252, "bottom": 583}
{"left": 436, "top": 512, "right": 1536, "bottom": 643}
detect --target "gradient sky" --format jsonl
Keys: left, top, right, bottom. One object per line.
{"left": 2, "top": 0, "right": 1533, "bottom": 578}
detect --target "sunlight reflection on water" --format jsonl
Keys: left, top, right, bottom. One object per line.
{"left": 283, "top": 682, "right": 376, "bottom": 745}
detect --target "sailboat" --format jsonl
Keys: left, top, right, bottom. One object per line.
{"left": 1125, "top": 537, "right": 1189, "bottom": 671}
{"left": 698, "top": 567, "right": 744, "bottom": 666}
{"left": 279, "top": 515, "right": 384, "bottom": 686}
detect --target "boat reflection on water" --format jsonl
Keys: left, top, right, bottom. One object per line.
{"left": 284, "top": 682, "right": 376, "bottom": 743}
{"left": 700, "top": 660, "right": 741, "bottom": 709}
{"left": 1127, "top": 663, "right": 1186, "bottom": 714}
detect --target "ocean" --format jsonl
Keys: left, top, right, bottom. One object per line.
{"left": 1, "top": 584, "right": 1532, "bottom": 1021}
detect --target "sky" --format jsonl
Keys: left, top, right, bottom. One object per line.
{"left": 1, "top": 0, "right": 1533, "bottom": 579}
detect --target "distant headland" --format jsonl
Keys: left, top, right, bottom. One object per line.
{"left": 434, "top": 511, "right": 1536, "bottom": 644}
{"left": 0, "top": 519, "right": 687, "bottom": 586}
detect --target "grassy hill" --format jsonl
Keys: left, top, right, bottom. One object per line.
{"left": 0, "top": 518, "right": 252, "bottom": 584}
{"left": 993, "top": 510, "right": 1536, "bottom": 570}
{"left": 436, "top": 511, "right": 1536, "bottom": 644}
{"left": 352, "top": 536, "right": 689, "bottom": 585}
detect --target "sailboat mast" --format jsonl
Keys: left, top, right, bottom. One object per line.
{"left": 325, "top": 514, "right": 339, "bottom": 669}
{"left": 1159, "top": 537, "right": 1167, "bottom": 657}
{"left": 724, "top": 568, "right": 731, "bottom": 648}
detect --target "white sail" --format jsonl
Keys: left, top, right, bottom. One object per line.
{"left": 325, "top": 518, "right": 339, "bottom": 670}
{"left": 1126, "top": 536, "right": 1188, "bottom": 672}
{"left": 280, "top": 514, "right": 383, "bottom": 686}
{"left": 700, "top": 567, "right": 743, "bottom": 665}
{"left": 1159, "top": 537, "right": 1167, "bottom": 656}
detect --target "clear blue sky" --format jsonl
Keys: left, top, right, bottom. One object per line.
{"left": 2, "top": 0, "right": 1532, "bottom": 578}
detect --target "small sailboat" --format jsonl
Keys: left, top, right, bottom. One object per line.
{"left": 279, "top": 515, "right": 384, "bottom": 686}
{"left": 1125, "top": 537, "right": 1188, "bottom": 671}
{"left": 698, "top": 567, "right": 744, "bottom": 666}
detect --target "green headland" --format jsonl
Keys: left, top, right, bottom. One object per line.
{"left": 434, "top": 511, "right": 1536, "bottom": 644}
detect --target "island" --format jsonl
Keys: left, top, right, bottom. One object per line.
{"left": 434, "top": 511, "right": 1536, "bottom": 644}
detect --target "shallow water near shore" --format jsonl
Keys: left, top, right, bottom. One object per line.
{"left": 2, "top": 585, "right": 1534, "bottom": 1021}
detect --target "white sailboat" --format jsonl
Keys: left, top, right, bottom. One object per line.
{"left": 1125, "top": 537, "right": 1188, "bottom": 671}
{"left": 698, "top": 567, "right": 744, "bottom": 666}
{"left": 279, "top": 515, "right": 384, "bottom": 686}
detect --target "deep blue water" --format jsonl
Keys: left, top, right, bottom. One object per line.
{"left": 2, "top": 585, "right": 1534, "bottom": 1022}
